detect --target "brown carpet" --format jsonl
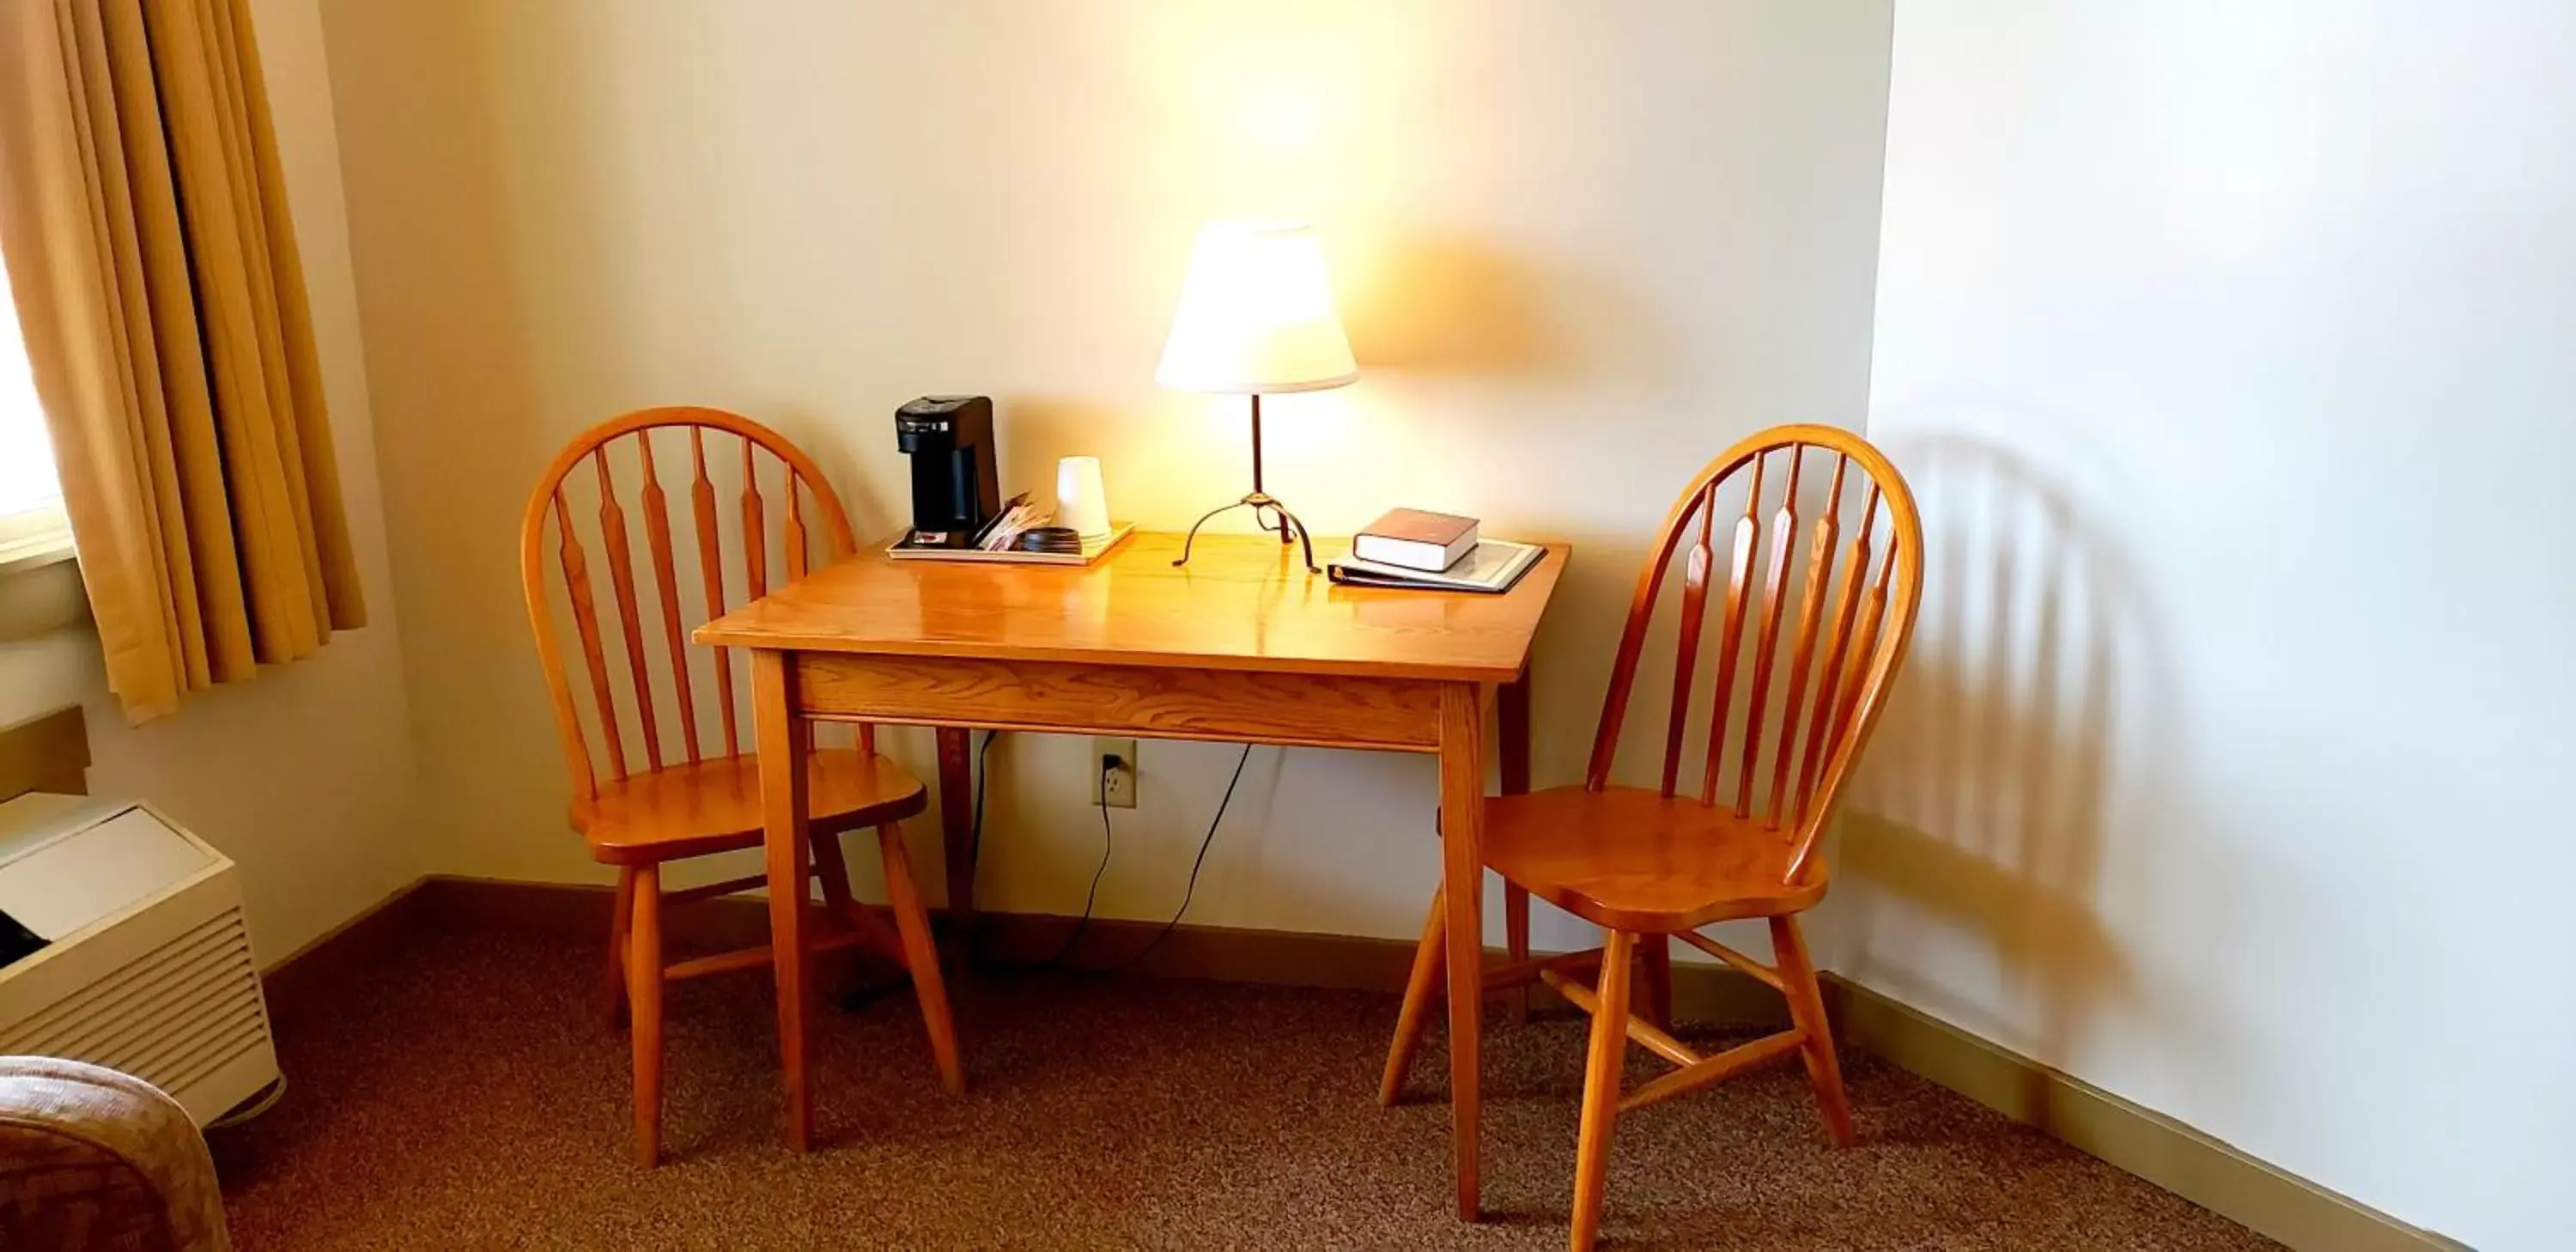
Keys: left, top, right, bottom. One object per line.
{"left": 211, "top": 928, "right": 2275, "bottom": 1249}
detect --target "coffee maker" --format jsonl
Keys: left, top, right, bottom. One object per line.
{"left": 895, "top": 396, "right": 999, "bottom": 547}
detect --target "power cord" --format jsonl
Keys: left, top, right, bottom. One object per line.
{"left": 962, "top": 737, "right": 1261, "bottom": 974}
{"left": 966, "top": 728, "right": 1000, "bottom": 883}
{"left": 951, "top": 728, "right": 1007, "bottom": 975}
{"left": 1107, "top": 743, "right": 1253, "bottom": 972}
{"left": 1037, "top": 753, "right": 1121, "bottom": 967}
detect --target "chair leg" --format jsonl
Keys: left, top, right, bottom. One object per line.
{"left": 1770, "top": 915, "right": 1854, "bottom": 1148}
{"left": 627, "top": 864, "right": 665, "bottom": 1167}
{"left": 603, "top": 866, "right": 635, "bottom": 1026}
{"left": 1379, "top": 886, "right": 1448, "bottom": 1106}
{"left": 811, "top": 832, "right": 865, "bottom": 983}
{"left": 878, "top": 821, "right": 965, "bottom": 1095}
{"left": 1504, "top": 883, "right": 1531, "bottom": 1024}
{"left": 1571, "top": 929, "right": 1636, "bottom": 1252}
{"left": 1641, "top": 933, "right": 1674, "bottom": 1033}
{"left": 812, "top": 831, "right": 860, "bottom": 915}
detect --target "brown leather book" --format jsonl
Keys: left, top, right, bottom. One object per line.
{"left": 1352, "top": 508, "right": 1480, "bottom": 573}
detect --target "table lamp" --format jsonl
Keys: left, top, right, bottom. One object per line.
{"left": 1156, "top": 221, "right": 1358, "bottom": 571}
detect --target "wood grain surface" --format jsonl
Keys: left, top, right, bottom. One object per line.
{"left": 796, "top": 653, "right": 1445, "bottom": 751}
{"left": 698, "top": 531, "right": 1567, "bottom": 684}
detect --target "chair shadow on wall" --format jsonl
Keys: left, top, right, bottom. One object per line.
{"left": 1833, "top": 428, "right": 2175, "bottom": 1113}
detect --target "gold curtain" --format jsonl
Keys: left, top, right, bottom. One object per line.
{"left": 0, "top": 0, "right": 363, "bottom": 721}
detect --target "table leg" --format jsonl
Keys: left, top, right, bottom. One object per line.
{"left": 753, "top": 650, "right": 815, "bottom": 1152}
{"left": 936, "top": 727, "right": 976, "bottom": 951}
{"left": 1498, "top": 666, "right": 1532, "bottom": 1024}
{"left": 1437, "top": 682, "right": 1489, "bottom": 1221}
{"left": 1498, "top": 664, "right": 1531, "bottom": 793}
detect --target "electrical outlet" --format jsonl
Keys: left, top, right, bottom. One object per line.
{"left": 1091, "top": 738, "right": 1138, "bottom": 808}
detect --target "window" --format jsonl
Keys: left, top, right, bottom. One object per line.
{"left": 0, "top": 255, "right": 69, "bottom": 576}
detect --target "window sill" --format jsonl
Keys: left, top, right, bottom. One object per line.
{"left": 0, "top": 509, "right": 83, "bottom": 641}
{"left": 0, "top": 525, "right": 74, "bottom": 579}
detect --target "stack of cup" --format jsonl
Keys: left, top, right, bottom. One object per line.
{"left": 1055, "top": 456, "right": 1112, "bottom": 543}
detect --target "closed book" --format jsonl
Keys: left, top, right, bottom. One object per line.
{"left": 1352, "top": 508, "right": 1479, "bottom": 573}
{"left": 1327, "top": 538, "right": 1544, "bottom": 595}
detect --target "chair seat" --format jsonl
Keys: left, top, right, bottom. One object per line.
{"left": 573, "top": 750, "right": 928, "bottom": 865}
{"left": 1482, "top": 785, "right": 1828, "bottom": 932}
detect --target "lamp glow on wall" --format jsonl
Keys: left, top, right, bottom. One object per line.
{"left": 1157, "top": 221, "right": 1356, "bottom": 572}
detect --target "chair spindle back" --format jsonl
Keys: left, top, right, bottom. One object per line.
{"left": 519, "top": 407, "right": 863, "bottom": 801}
{"left": 1586, "top": 424, "right": 1924, "bottom": 882}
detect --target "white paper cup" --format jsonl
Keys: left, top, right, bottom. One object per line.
{"left": 1055, "top": 456, "right": 1111, "bottom": 541}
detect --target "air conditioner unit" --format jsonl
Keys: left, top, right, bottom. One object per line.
{"left": 0, "top": 792, "right": 280, "bottom": 1126}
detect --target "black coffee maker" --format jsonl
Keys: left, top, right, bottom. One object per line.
{"left": 895, "top": 396, "right": 999, "bottom": 547}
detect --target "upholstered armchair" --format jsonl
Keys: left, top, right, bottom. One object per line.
{"left": 0, "top": 1056, "right": 229, "bottom": 1251}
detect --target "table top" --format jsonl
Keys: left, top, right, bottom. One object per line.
{"left": 696, "top": 531, "right": 1571, "bottom": 684}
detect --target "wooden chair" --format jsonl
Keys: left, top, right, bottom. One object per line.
{"left": 1380, "top": 424, "right": 1923, "bottom": 1250}
{"left": 517, "top": 406, "right": 963, "bottom": 1166}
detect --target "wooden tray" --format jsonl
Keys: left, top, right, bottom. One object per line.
{"left": 884, "top": 522, "right": 1134, "bottom": 567}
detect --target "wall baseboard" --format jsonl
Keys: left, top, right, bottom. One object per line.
{"left": 262, "top": 875, "right": 2458, "bottom": 1252}
{"left": 326, "top": 876, "right": 1789, "bottom": 1026}
{"left": 1825, "top": 981, "right": 2463, "bottom": 1252}
{"left": 258, "top": 877, "right": 434, "bottom": 1034}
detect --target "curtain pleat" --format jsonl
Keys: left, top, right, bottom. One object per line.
{"left": 0, "top": 0, "right": 363, "bottom": 720}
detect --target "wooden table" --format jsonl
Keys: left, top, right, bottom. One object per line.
{"left": 697, "top": 530, "right": 1569, "bottom": 1219}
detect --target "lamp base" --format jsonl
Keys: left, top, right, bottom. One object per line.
{"left": 1172, "top": 490, "right": 1320, "bottom": 574}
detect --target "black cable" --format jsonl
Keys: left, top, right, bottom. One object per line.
{"left": 1040, "top": 756, "right": 1120, "bottom": 967}
{"left": 966, "top": 729, "right": 1000, "bottom": 878}
{"left": 954, "top": 730, "right": 1002, "bottom": 972}
{"left": 963, "top": 739, "right": 1259, "bottom": 975}
{"left": 1109, "top": 743, "right": 1255, "bottom": 972}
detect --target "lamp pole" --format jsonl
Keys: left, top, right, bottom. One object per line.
{"left": 1174, "top": 391, "right": 1317, "bottom": 571}
{"left": 1249, "top": 393, "right": 1265, "bottom": 497}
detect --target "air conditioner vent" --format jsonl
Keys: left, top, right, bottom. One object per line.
{"left": 0, "top": 797, "right": 281, "bottom": 1125}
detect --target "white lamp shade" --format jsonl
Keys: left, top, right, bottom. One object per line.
{"left": 1155, "top": 222, "right": 1359, "bottom": 395}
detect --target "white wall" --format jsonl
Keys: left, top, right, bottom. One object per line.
{"left": 318, "top": 0, "right": 1894, "bottom": 951}
{"left": 1847, "top": 3, "right": 2574, "bottom": 1247}
{"left": 0, "top": 0, "right": 421, "bottom": 963}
